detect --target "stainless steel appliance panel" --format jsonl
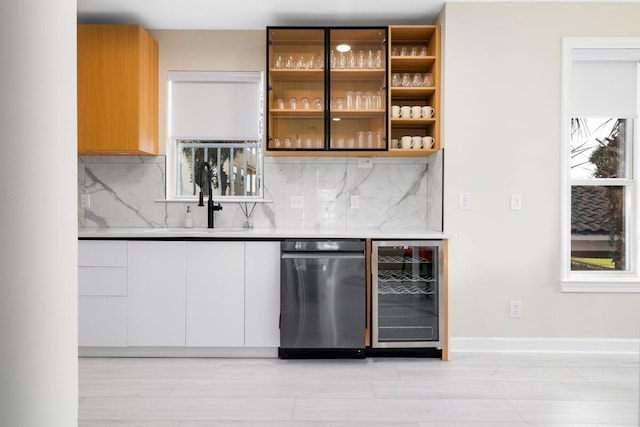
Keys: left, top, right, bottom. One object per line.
{"left": 280, "top": 240, "right": 365, "bottom": 349}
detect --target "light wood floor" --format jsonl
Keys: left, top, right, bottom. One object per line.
{"left": 79, "top": 352, "right": 639, "bottom": 426}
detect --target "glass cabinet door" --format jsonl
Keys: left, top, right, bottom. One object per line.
{"left": 267, "top": 28, "right": 326, "bottom": 150}
{"left": 372, "top": 240, "right": 443, "bottom": 347}
{"left": 329, "top": 28, "right": 387, "bottom": 151}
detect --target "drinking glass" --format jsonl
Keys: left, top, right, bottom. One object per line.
{"left": 363, "top": 91, "right": 373, "bottom": 110}
{"left": 401, "top": 73, "right": 412, "bottom": 87}
{"left": 345, "top": 91, "right": 355, "bottom": 110}
{"left": 375, "top": 50, "right": 383, "bottom": 68}
{"left": 348, "top": 51, "right": 356, "bottom": 69}
{"left": 412, "top": 73, "right": 423, "bottom": 87}
{"left": 357, "top": 50, "right": 366, "bottom": 69}
{"left": 354, "top": 91, "right": 364, "bottom": 110}
{"left": 366, "top": 50, "right": 375, "bottom": 69}
{"left": 391, "top": 73, "right": 401, "bottom": 87}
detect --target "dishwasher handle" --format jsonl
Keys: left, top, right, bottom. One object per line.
{"left": 281, "top": 252, "right": 364, "bottom": 260}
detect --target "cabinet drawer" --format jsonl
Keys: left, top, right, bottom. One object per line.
{"left": 78, "top": 296, "right": 127, "bottom": 347}
{"left": 79, "top": 240, "right": 127, "bottom": 266}
{"left": 79, "top": 267, "right": 127, "bottom": 296}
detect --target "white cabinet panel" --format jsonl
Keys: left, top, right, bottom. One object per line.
{"left": 79, "top": 267, "right": 127, "bottom": 296}
{"left": 79, "top": 240, "right": 127, "bottom": 266}
{"left": 186, "top": 242, "right": 244, "bottom": 347}
{"left": 245, "top": 241, "right": 281, "bottom": 347}
{"left": 127, "top": 241, "right": 186, "bottom": 347}
{"left": 79, "top": 296, "right": 127, "bottom": 347}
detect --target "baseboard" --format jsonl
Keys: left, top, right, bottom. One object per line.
{"left": 450, "top": 337, "right": 640, "bottom": 355}
{"left": 79, "top": 347, "right": 279, "bottom": 358}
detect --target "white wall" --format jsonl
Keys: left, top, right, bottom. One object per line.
{"left": 0, "top": 0, "right": 78, "bottom": 425}
{"left": 442, "top": 2, "right": 640, "bottom": 347}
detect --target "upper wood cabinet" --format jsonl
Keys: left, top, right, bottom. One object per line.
{"left": 266, "top": 25, "right": 440, "bottom": 157}
{"left": 388, "top": 25, "right": 440, "bottom": 155}
{"left": 77, "top": 25, "right": 159, "bottom": 155}
{"left": 266, "top": 27, "right": 388, "bottom": 156}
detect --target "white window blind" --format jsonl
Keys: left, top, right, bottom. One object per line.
{"left": 570, "top": 60, "right": 638, "bottom": 117}
{"left": 168, "top": 71, "right": 262, "bottom": 140}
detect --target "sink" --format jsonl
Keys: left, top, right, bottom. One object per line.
{"left": 144, "top": 227, "right": 250, "bottom": 234}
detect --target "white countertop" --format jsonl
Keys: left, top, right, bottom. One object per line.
{"left": 79, "top": 227, "right": 448, "bottom": 240}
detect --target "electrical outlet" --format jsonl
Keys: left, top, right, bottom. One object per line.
{"left": 80, "top": 194, "right": 90, "bottom": 208}
{"left": 290, "top": 195, "right": 304, "bottom": 209}
{"left": 510, "top": 301, "right": 522, "bottom": 319}
{"left": 511, "top": 193, "right": 522, "bottom": 210}
{"left": 459, "top": 193, "right": 472, "bottom": 210}
{"left": 357, "top": 158, "right": 373, "bottom": 169}
{"left": 350, "top": 195, "right": 360, "bottom": 209}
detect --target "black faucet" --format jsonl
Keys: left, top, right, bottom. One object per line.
{"left": 198, "top": 161, "right": 223, "bottom": 228}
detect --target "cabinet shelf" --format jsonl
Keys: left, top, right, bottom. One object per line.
{"left": 390, "top": 118, "right": 436, "bottom": 127}
{"left": 390, "top": 56, "right": 436, "bottom": 70}
{"left": 269, "top": 69, "right": 324, "bottom": 82}
{"left": 390, "top": 87, "right": 436, "bottom": 98}
{"left": 331, "top": 109, "right": 386, "bottom": 119}
{"left": 270, "top": 109, "right": 324, "bottom": 118}
{"left": 330, "top": 68, "right": 386, "bottom": 80}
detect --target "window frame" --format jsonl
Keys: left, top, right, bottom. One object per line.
{"left": 166, "top": 70, "right": 264, "bottom": 202}
{"left": 561, "top": 37, "right": 640, "bottom": 292}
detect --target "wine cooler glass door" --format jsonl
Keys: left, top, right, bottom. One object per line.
{"left": 373, "top": 240, "right": 443, "bottom": 348}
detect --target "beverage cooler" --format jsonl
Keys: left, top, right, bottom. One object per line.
{"left": 372, "top": 240, "right": 444, "bottom": 349}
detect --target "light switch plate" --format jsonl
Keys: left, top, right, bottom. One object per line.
{"left": 350, "top": 195, "right": 360, "bottom": 209}
{"left": 511, "top": 193, "right": 522, "bottom": 210}
{"left": 459, "top": 193, "right": 471, "bottom": 210}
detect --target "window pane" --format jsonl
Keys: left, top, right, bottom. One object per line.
{"left": 570, "top": 118, "right": 628, "bottom": 180}
{"left": 178, "top": 140, "right": 260, "bottom": 197}
{"left": 571, "top": 185, "right": 626, "bottom": 271}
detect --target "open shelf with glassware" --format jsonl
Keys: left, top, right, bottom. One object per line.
{"left": 387, "top": 25, "right": 440, "bottom": 156}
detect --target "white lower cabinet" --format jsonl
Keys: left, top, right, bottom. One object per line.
{"left": 78, "top": 296, "right": 127, "bottom": 346}
{"left": 78, "top": 240, "right": 128, "bottom": 347}
{"left": 185, "top": 241, "right": 245, "bottom": 347}
{"left": 245, "top": 241, "right": 280, "bottom": 347}
{"left": 79, "top": 238, "right": 281, "bottom": 353}
{"left": 127, "top": 241, "right": 186, "bottom": 347}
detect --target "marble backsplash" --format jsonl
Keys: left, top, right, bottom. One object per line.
{"left": 78, "top": 153, "right": 443, "bottom": 231}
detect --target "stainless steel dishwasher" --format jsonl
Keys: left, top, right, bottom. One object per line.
{"left": 279, "top": 239, "right": 366, "bottom": 358}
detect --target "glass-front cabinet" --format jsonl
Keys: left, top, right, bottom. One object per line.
{"left": 267, "top": 27, "right": 387, "bottom": 153}
{"left": 372, "top": 240, "right": 444, "bottom": 349}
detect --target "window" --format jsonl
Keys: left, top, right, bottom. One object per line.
{"left": 167, "top": 71, "right": 264, "bottom": 201}
{"left": 176, "top": 140, "right": 260, "bottom": 197}
{"left": 561, "top": 38, "right": 640, "bottom": 292}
